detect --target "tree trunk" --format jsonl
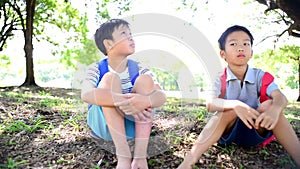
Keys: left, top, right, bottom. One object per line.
{"left": 297, "top": 58, "right": 300, "bottom": 102}
{"left": 21, "top": 0, "right": 37, "bottom": 87}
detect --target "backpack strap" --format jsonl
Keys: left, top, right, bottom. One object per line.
{"left": 88, "top": 58, "right": 139, "bottom": 109}
{"left": 127, "top": 59, "right": 139, "bottom": 85}
{"left": 259, "top": 72, "right": 276, "bottom": 147}
{"left": 219, "top": 68, "right": 227, "bottom": 98}
{"left": 94, "top": 58, "right": 109, "bottom": 87}
{"left": 95, "top": 58, "right": 139, "bottom": 87}
{"left": 259, "top": 72, "right": 274, "bottom": 103}
{"left": 219, "top": 68, "right": 274, "bottom": 104}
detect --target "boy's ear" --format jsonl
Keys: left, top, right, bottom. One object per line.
{"left": 103, "top": 39, "right": 113, "bottom": 51}
{"left": 220, "top": 50, "right": 226, "bottom": 60}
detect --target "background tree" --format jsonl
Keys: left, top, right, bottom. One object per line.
{"left": 279, "top": 45, "right": 300, "bottom": 101}
{"left": 0, "top": 0, "right": 133, "bottom": 87}
{"left": 252, "top": 45, "right": 300, "bottom": 101}
{"left": 255, "top": 0, "right": 300, "bottom": 38}
{"left": 0, "top": 0, "right": 88, "bottom": 86}
{"left": 60, "top": 0, "right": 132, "bottom": 68}
{"left": 246, "top": 0, "right": 300, "bottom": 101}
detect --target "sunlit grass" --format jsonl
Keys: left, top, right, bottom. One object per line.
{"left": 0, "top": 158, "right": 28, "bottom": 169}
{"left": 0, "top": 88, "right": 299, "bottom": 168}
{"left": 0, "top": 90, "right": 82, "bottom": 111}
{"left": 2, "top": 116, "right": 48, "bottom": 134}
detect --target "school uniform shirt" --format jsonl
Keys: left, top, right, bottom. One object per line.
{"left": 214, "top": 66, "right": 279, "bottom": 109}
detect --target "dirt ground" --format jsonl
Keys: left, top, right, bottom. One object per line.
{"left": 0, "top": 87, "right": 299, "bottom": 168}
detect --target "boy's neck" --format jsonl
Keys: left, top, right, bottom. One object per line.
{"left": 228, "top": 64, "right": 248, "bottom": 81}
{"left": 107, "top": 56, "right": 128, "bottom": 73}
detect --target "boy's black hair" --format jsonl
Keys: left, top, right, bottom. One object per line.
{"left": 94, "top": 19, "right": 130, "bottom": 55}
{"left": 218, "top": 25, "right": 254, "bottom": 50}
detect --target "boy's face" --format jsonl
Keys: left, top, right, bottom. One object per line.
{"left": 220, "top": 31, "right": 253, "bottom": 66}
{"left": 105, "top": 24, "right": 135, "bottom": 56}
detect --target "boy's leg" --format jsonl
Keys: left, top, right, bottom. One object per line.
{"left": 99, "top": 73, "right": 131, "bottom": 169}
{"left": 258, "top": 100, "right": 300, "bottom": 166}
{"left": 178, "top": 110, "right": 237, "bottom": 169}
{"left": 131, "top": 75, "right": 155, "bottom": 169}
{"left": 274, "top": 113, "right": 300, "bottom": 166}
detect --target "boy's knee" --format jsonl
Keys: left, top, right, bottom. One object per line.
{"left": 257, "top": 100, "right": 272, "bottom": 113}
{"left": 133, "top": 74, "right": 155, "bottom": 93}
{"left": 211, "top": 111, "right": 237, "bottom": 124}
{"left": 136, "top": 74, "right": 154, "bottom": 84}
{"left": 99, "top": 72, "right": 121, "bottom": 89}
{"left": 221, "top": 110, "right": 238, "bottom": 122}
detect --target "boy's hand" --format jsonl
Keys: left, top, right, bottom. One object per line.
{"left": 255, "top": 90, "right": 287, "bottom": 130}
{"left": 114, "top": 93, "right": 151, "bottom": 115}
{"left": 255, "top": 107, "right": 280, "bottom": 130}
{"left": 233, "top": 101, "right": 260, "bottom": 129}
{"left": 132, "top": 108, "right": 153, "bottom": 122}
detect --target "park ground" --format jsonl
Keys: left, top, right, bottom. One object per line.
{"left": 0, "top": 87, "right": 299, "bottom": 168}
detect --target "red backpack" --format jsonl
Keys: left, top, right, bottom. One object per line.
{"left": 219, "top": 68, "right": 275, "bottom": 147}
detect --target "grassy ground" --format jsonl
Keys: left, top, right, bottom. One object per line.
{"left": 0, "top": 87, "right": 299, "bottom": 168}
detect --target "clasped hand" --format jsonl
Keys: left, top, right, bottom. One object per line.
{"left": 234, "top": 101, "right": 279, "bottom": 130}
{"left": 114, "top": 93, "right": 152, "bottom": 121}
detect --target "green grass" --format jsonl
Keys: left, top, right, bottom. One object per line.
{"left": 0, "top": 88, "right": 299, "bottom": 168}
{"left": 0, "top": 158, "right": 28, "bottom": 168}
{"left": 2, "top": 116, "right": 48, "bottom": 134}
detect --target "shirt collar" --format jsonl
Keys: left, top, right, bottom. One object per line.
{"left": 226, "top": 66, "right": 255, "bottom": 84}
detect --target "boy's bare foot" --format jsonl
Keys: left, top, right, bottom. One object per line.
{"left": 116, "top": 156, "right": 131, "bottom": 169}
{"left": 131, "top": 158, "right": 148, "bottom": 169}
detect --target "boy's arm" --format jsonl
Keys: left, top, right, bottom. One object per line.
{"left": 207, "top": 97, "right": 260, "bottom": 129}
{"left": 114, "top": 84, "right": 166, "bottom": 115}
{"left": 206, "top": 97, "right": 248, "bottom": 112}
{"left": 148, "top": 84, "right": 167, "bottom": 108}
{"left": 81, "top": 81, "right": 126, "bottom": 107}
{"left": 255, "top": 89, "right": 287, "bottom": 130}
{"left": 269, "top": 89, "right": 288, "bottom": 113}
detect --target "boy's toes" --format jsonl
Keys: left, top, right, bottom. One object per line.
{"left": 131, "top": 158, "right": 148, "bottom": 169}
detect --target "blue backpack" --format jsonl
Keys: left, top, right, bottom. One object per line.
{"left": 88, "top": 58, "right": 139, "bottom": 109}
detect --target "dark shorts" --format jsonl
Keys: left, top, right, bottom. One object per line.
{"left": 218, "top": 118, "right": 273, "bottom": 147}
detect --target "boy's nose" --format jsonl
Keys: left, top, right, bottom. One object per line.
{"left": 128, "top": 36, "right": 134, "bottom": 42}
{"left": 237, "top": 45, "right": 245, "bottom": 52}
{"left": 128, "top": 34, "right": 133, "bottom": 40}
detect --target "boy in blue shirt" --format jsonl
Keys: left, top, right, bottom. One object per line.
{"left": 178, "top": 25, "right": 300, "bottom": 168}
{"left": 81, "top": 19, "right": 166, "bottom": 169}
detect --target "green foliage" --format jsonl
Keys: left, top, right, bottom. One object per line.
{"left": 285, "top": 64, "right": 298, "bottom": 89}
{"left": 151, "top": 68, "right": 179, "bottom": 91}
{"left": 0, "top": 54, "right": 11, "bottom": 65}
{"left": 35, "top": 65, "right": 71, "bottom": 83}
{"left": 3, "top": 116, "right": 47, "bottom": 134}
{"left": 0, "top": 158, "right": 28, "bottom": 169}
{"left": 0, "top": 54, "right": 18, "bottom": 86}
{"left": 194, "top": 72, "right": 207, "bottom": 91}
{"left": 38, "top": 97, "right": 63, "bottom": 108}
{"left": 33, "top": 0, "right": 89, "bottom": 44}
{"left": 194, "top": 108, "right": 207, "bottom": 120}
{"left": 60, "top": 0, "right": 134, "bottom": 68}
{"left": 74, "top": 39, "right": 102, "bottom": 66}
{"left": 252, "top": 45, "right": 299, "bottom": 89}
{"left": 57, "top": 157, "right": 71, "bottom": 164}
{"left": 277, "top": 156, "right": 295, "bottom": 167}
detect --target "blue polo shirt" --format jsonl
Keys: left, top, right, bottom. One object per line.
{"left": 214, "top": 66, "right": 279, "bottom": 109}
{"left": 214, "top": 66, "right": 279, "bottom": 147}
